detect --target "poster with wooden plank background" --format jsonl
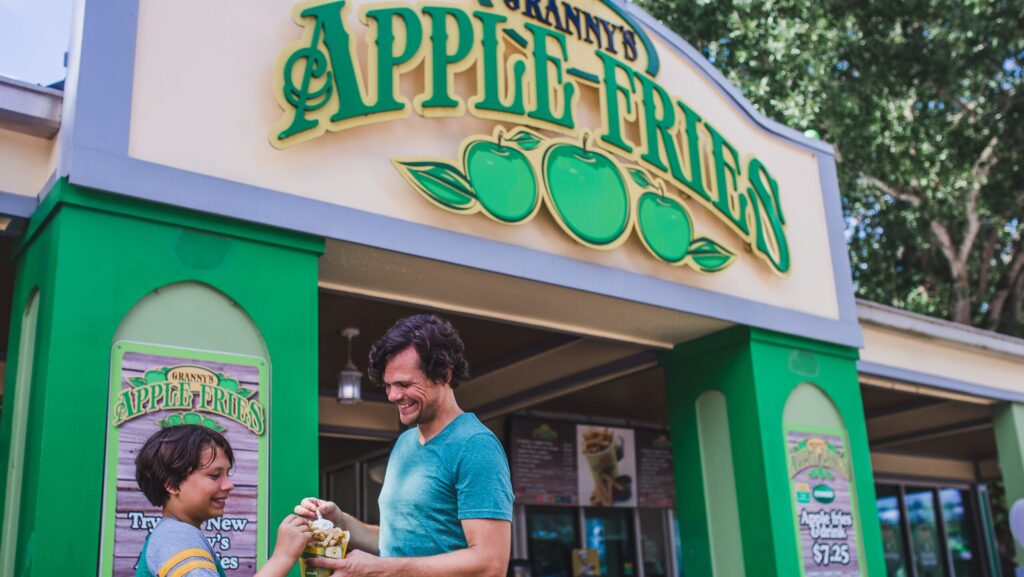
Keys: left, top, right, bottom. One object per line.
{"left": 98, "top": 342, "right": 268, "bottom": 577}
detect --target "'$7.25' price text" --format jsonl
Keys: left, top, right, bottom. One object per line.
{"left": 812, "top": 542, "right": 851, "bottom": 566}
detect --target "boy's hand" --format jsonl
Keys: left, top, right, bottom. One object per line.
{"left": 271, "top": 514, "right": 312, "bottom": 561}
{"left": 295, "top": 497, "right": 344, "bottom": 526}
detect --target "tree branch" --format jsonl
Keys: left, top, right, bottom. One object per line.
{"left": 859, "top": 173, "right": 923, "bottom": 207}
{"left": 985, "top": 232, "right": 1024, "bottom": 329}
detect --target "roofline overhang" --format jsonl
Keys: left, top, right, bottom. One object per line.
{"left": 0, "top": 75, "right": 62, "bottom": 139}
{"left": 857, "top": 298, "right": 1024, "bottom": 359}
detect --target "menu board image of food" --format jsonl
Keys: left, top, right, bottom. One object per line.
{"left": 577, "top": 425, "right": 637, "bottom": 507}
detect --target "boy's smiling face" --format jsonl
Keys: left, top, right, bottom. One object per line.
{"left": 165, "top": 445, "right": 234, "bottom": 527}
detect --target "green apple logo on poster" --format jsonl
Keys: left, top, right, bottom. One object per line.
{"left": 111, "top": 365, "right": 266, "bottom": 435}
{"left": 270, "top": 0, "right": 791, "bottom": 275}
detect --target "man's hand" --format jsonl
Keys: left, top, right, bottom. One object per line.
{"left": 295, "top": 497, "right": 344, "bottom": 527}
{"left": 310, "top": 549, "right": 386, "bottom": 577}
{"left": 295, "top": 496, "right": 381, "bottom": 554}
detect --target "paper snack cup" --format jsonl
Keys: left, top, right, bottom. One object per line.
{"left": 299, "top": 544, "right": 346, "bottom": 577}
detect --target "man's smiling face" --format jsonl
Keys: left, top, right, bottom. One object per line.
{"left": 383, "top": 346, "right": 446, "bottom": 428}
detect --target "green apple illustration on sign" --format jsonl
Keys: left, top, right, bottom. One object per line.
{"left": 630, "top": 168, "right": 735, "bottom": 272}
{"left": 392, "top": 128, "right": 543, "bottom": 223}
{"left": 392, "top": 126, "right": 736, "bottom": 273}
{"left": 543, "top": 134, "right": 630, "bottom": 247}
{"left": 464, "top": 130, "right": 540, "bottom": 223}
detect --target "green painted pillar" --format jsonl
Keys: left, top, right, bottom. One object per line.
{"left": 993, "top": 403, "right": 1024, "bottom": 569}
{"left": 0, "top": 180, "right": 323, "bottom": 576}
{"left": 660, "top": 326, "right": 885, "bottom": 577}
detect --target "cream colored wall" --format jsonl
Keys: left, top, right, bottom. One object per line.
{"left": 0, "top": 127, "right": 55, "bottom": 197}
{"left": 861, "top": 323, "right": 1024, "bottom": 395}
{"left": 127, "top": 0, "right": 840, "bottom": 320}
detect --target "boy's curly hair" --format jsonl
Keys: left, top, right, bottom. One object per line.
{"left": 135, "top": 425, "right": 235, "bottom": 506}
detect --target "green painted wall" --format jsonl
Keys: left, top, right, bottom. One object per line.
{"left": 661, "top": 326, "right": 885, "bottom": 576}
{"left": 993, "top": 403, "right": 1024, "bottom": 569}
{"left": 0, "top": 179, "right": 323, "bottom": 576}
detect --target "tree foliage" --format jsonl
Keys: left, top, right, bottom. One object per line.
{"left": 640, "top": 0, "right": 1024, "bottom": 335}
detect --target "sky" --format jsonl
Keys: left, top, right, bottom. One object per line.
{"left": 0, "top": 0, "right": 75, "bottom": 86}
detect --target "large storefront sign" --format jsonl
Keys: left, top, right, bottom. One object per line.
{"left": 787, "top": 428, "right": 865, "bottom": 577}
{"left": 99, "top": 342, "right": 268, "bottom": 577}
{"left": 270, "top": 0, "right": 790, "bottom": 275}
{"left": 509, "top": 417, "right": 673, "bottom": 508}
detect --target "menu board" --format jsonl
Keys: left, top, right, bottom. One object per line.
{"left": 100, "top": 343, "right": 267, "bottom": 577}
{"left": 787, "top": 428, "right": 862, "bottom": 577}
{"left": 511, "top": 418, "right": 578, "bottom": 505}
{"left": 635, "top": 430, "right": 675, "bottom": 507}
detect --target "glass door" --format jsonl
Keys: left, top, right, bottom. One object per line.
{"left": 526, "top": 506, "right": 580, "bottom": 577}
{"left": 939, "top": 488, "right": 983, "bottom": 577}
{"left": 638, "top": 509, "right": 669, "bottom": 577}
{"left": 905, "top": 487, "right": 947, "bottom": 577}
{"left": 876, "top": 485, "right": 910, "bottom": 577}
{"left": 585, "top": 508, "right": 638, "bottom": 577}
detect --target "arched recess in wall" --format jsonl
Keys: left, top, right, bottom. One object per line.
{"left": 99, "top": 281, "right": 272, "bottom": 575}
{"left": 782, "top": 382, "right": 866, "bottom": 571}
{"left": 695, "top": 389, "right": 746, "bottom": 577}
{"left": 1, "top": 288, "right": 39, "bottom": 577}
{"left": 114, "top": 281, "right": 269, "bottom": 359}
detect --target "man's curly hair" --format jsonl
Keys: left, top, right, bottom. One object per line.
{"left": 368, "top": 314, "right": 471, "bottom": 389}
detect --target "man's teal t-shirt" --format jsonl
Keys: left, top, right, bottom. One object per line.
{"left": 377, "top": 412, "right": 513, "bottom": 558}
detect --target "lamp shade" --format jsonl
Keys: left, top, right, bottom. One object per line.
{"left": 337, "top": 365, "right": 362, "bottom": 404}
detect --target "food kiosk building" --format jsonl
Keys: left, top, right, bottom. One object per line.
{"left": 2, "top": 0, "right": 1024, "bottom": 576}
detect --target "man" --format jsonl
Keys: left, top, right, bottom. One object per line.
{"left": 295, "top": 314, "right": 514, "bottom": 577}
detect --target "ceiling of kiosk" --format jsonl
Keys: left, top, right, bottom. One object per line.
{"left": 319, "top": 240, "right": 732, "bottom": 350}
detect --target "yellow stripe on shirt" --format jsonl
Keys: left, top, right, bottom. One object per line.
{"left": 167, "top": 559, "right": 218, "bottom": 577}
{"left": 158, "top": 548, "right": 214, "bottom": 577}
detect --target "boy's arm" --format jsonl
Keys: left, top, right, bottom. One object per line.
{"left": 254, "top": 514, "right": 313, "bottom": 577}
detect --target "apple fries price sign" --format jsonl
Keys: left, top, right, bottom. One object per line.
{"left": 270, "top": 0, "right": 791, "bottom": 276}
{"left": 99, "top": 342, "right": 269, "bottom": 577}
{"left": 787, "top": 429, "right": 865, "bottom": 577}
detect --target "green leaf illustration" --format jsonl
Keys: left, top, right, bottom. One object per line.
{"left": 628, "top": 168, "right": 653, "bottom": 189}
{"left": 688, "top": 237, "right": 736, "bottom": 273}
{"left": 393, "top": 160, "right": 478, "bottom": 212}
{"left": 236, "top": 388, "right": 255, "bottom": 399}
{"left": 128, "top": 377, "right": 147, "bottom": 387}
{"left": 144, "top": 370, "right": 166, "bottom": 384}
{"left": 201, "top": 416, "right": 225, "bottom": 432}
{"left": 218, "top": 378, "right": 240, "bottom": 392}
{"left": 506, "top": 129, "right": 544, "bottom": 151}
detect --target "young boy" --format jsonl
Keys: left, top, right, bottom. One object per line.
{"left": 134, "top": 425, "right": 311, "bottom": 577}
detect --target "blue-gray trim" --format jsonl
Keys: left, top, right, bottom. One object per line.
{"left": 0, "top": 189, "right": 37, "bottom": 218}
{"left": 70, "top": 147, "right": 864, "bottom": 348}
{"left": 66, "top": 0, "right": 864, "bottom": 349}
{"left": 818, "top": 154, "right": 859, "bottom": 324}
{"left": 858, "top": 360, "right": 1024, "bottom": 404}
{"left": 71, "top": 0, "right": 136, "bottom": 156}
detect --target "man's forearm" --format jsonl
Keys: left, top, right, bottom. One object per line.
{"left": 335, "top": 510, "right": 381, "bottom": 554}
{"left": 377, "top": 545, "right": 506, "bottom": 577}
